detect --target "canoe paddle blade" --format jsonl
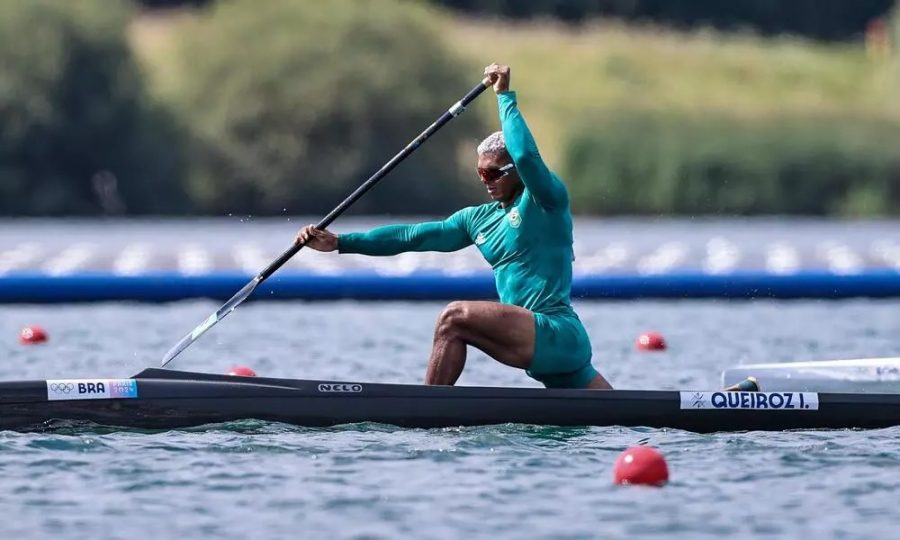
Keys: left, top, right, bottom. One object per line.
{"left": 160, "top": 278, "right": 260, "bottom": 367}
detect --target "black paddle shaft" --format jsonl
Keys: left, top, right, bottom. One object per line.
{"left": 160, "top": 77, "right": 492, "bottom": 367}
{"left": 258, "top": 78, "right": 491, "bottom": 282}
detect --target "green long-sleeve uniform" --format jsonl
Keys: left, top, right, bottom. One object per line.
{"left": 339, "top": 91, "right": 598, "bottom": 388}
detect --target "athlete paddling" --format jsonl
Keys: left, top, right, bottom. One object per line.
{"left": 297, "top": 63, "right": 612, "bottom": 390}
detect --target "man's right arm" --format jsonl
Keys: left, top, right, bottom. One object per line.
{"left": 338, "top": 209, "right": 473, "bottom": 256}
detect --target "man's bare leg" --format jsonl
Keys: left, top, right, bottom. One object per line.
{"left": 425, "top": 301, "right": 535, "bottom": 385}
{"left": 587, "top": 373, "right": 614, "bottom": 390}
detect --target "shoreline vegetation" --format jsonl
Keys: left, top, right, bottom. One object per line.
{"left": 3, "top": 0, "right": 898, "bottom": 216}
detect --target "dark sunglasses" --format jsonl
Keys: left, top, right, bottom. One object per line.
{"left": 476, "top": 163, "right": 515, "bottom": 183}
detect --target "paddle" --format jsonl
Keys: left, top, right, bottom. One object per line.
{"left": 161, "top": 77, "right": 492, "bottom": 367}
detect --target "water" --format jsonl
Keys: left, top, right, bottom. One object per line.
{"left": 1, "top": 299, "right": 899, "bottom": 539}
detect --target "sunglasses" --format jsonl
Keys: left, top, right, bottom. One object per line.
{"left": 477, "top": 163, "right": 515, "bottom": 183}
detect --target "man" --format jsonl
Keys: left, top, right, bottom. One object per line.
{"left": 296, "top": 63, "right": 613, "bottom": 390}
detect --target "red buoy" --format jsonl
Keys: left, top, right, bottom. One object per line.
{"left": 19, "top": 325, "right": 48, "bottom": 345}
{"left": 226, "top": 365, "right": 257, "bottom": 377}
{"left": 636, "top": 331, "right": 666, "bottom": 351}
{"left": 613, "top": 446, "right": 669, "bottom": 486}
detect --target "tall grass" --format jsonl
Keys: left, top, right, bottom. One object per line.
{"left": 446, "top": 18, "right": 899, "bottom": 163}
{"left": 134, "top": 10, "right": 899, "bottom": 165}
{"left": 129, "top": 6, "right": 900, "bottom": 215}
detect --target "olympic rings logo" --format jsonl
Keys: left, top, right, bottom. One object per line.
{"left": 49, "top": 383, "right": 74, "bottom": 393}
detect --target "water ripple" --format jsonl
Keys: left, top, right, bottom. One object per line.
{"left": 0, "top": 300, "right": 899, "bottom": 539}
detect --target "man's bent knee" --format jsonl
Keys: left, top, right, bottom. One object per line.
{"left": 435, "top": 301, "right": 472, "bottom": 338}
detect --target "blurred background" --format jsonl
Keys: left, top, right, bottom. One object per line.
{"left": 1, "top": 0, "right": 898, "bottom": 299}
{"left": 3, "top": 0, "right": 899, "bottom": 218}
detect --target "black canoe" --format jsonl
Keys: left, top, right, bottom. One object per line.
{"left": 1, "top": 368, "right": 898, "bottom": 433}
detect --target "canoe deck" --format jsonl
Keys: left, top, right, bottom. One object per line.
{"left": 0, "top": 368, "right": 898, "bottom": 433}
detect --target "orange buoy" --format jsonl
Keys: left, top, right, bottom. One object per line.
{"left": 613, "top": 446, "right": 669, "bottom": 486}
{"left": 636, "top": 331, "right": 666, "bottom": 351}
{"left": 19, "top": 325, "right": 48, "bottom": 345}
{"left": 226, "top": 365, "right": 257, "bottom": 377}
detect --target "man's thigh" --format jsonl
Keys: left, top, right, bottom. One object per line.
{"left": 449, "top": 301, "right": 535, "bottom": 369}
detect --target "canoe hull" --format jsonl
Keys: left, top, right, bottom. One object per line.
{"left": 2, "top": 369, "right": 899, "bottom": 433}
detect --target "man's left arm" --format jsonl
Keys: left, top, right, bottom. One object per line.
{"left": 498, "top": 91, "right": 568, "bottom": 211}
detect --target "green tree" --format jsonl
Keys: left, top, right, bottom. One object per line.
{"left": 0, "top": 0, "right": 186, "bottom": 215}
{"left": 169, "top": 0, "right": 486, "bottom": 215}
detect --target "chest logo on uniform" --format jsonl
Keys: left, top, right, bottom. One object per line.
{"left": 475, "top": 232, "right": 487, "bottom": 245}
{"left": 507, "top": 208, "right": 521, "bottom": 229}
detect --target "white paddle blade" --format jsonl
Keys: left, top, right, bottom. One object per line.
{"left": 160, "top": 278, "right": 259, "bottom": 367}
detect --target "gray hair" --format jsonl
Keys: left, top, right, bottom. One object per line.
{"left": 476, "top": 131, "right": 506, "bottom": 156}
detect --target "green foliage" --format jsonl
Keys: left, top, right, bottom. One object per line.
{"left": 431, "top": 0, "right": 896, "bottom": 41}
{"left": 895, "top": 4, "right": 900, "bottom": 37}
{"left": 893, "top": 6, "right": 900, "bottom": 91}
{"left": 168, "top": 0, "right": 486, "bottom": 215}
{"left": 449, "top": 18, "right": 898, "bottom": 167}
{"left": 0, "top": 0, "right": 186, "bottom": 215}
{"left": 563, "top": 112, "right": 900, "bottom": 216}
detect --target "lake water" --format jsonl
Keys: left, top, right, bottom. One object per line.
{"left": 1, "top": 299, "right": 898, "bottom": 539}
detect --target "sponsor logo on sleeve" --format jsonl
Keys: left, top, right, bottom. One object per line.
{"left": 46, "top": 379, "right": 138, "bottom": 401}
{"left": 680, "top": 391, "right": 818, "bottom": 411}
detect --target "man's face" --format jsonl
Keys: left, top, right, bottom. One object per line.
{"left": 477, "top": 152, "right": 520, "bottom": 203}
